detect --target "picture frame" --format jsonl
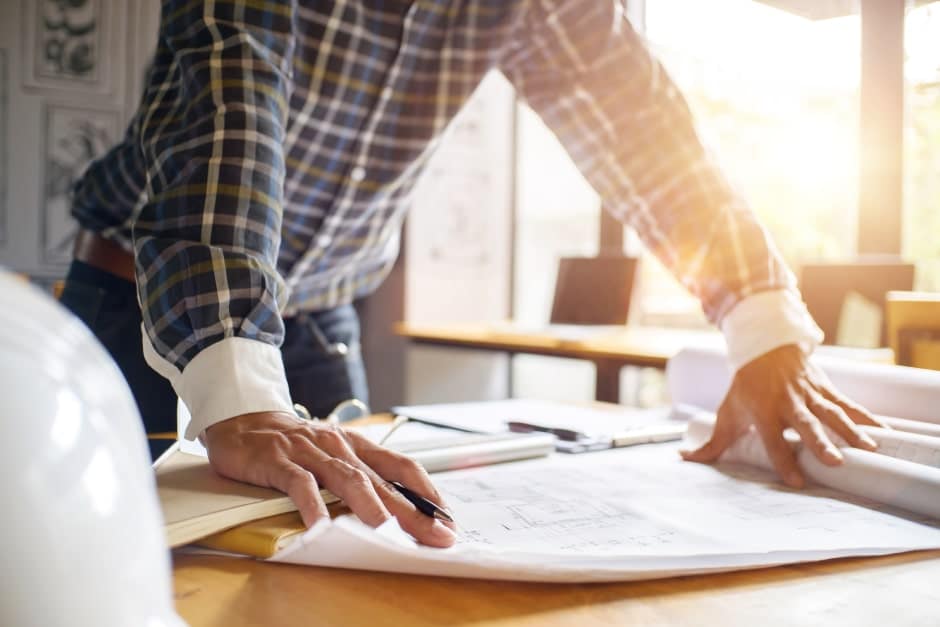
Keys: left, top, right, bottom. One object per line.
{"left": 39, "top": 103, "right": 120, "bottom": 266}
{"left": 0, "top": 49, "right": 7, "bottom": 243}
{"left": 21, "top": 0, "right": 116, "bottom": 96}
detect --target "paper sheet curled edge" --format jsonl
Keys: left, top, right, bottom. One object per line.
{"left": 683, "top": 410, "right": 940, "bottom": 520}
{"left": 267, "top": 513, "right": 931, "bottom": 583}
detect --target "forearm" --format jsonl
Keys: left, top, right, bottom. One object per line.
{"left": 501, "top": 1, "right": 811, "bottom": 340}
{"left": 134, "top": 0, "right": 297, "bottom": 433}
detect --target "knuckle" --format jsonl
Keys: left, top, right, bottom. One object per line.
{"left": 285, "top": 424, "right": 311, "bottom": 441}
{"left": 284, "top": 468, "right": 312, "bottom": 491}
{"left": 793, "top": 412, "right": 816, "bottom": 429}
{"left": 346, "top": 468, "right": 372, "bottom": 488}
{"left": 323, "top": 458, "right": 369, "bottom": 487}
{"left": 313, "top": 424, "right": 347, "bottom": 446}
{"left": 270, "top": 464, "right": 304, "bottom": 491}
{"left": 402, "top": 458, "right": 431, "bottom": 482}
{"left": 322, "top": 457, "right": 352, "bottom": 475}
{"left": 256, "top": 432, "right": 291, "bottom": 458}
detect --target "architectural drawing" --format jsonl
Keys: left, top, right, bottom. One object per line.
{"left": 40, "top": 104, "right": 118, "bottom": 265}
{"left": 413, "top": 95, "right": 502, "bottom": 275}
{"left": 0, "top": 49, "right": 7, "bottom": 242}
{"left": 271, "top": 443, "right": 940, "bottom": 582}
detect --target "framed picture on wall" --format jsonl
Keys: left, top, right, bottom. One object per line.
{"left": 0, "top": 49, "right": 7, "bottom": 243}
{"left": 21, "top": 0, "right": 117, "bottom": 95}
{"left": 39, "top": 103, "right": 119, "bottom": 266}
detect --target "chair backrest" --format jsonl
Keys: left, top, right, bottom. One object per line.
{"left": 799, "top": 260, "right": 915, "bottom": 346}
{"left": 549, "top": 256, "right": 638, "bottom": 325}
{"left": 886, "top": 290, "right": 940, "bottom": 370}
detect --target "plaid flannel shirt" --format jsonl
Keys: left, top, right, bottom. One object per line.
{"left": 72, "top": 0, "right": 820, "bottom": 437}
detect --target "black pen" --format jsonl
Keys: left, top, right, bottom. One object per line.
{"left": 507, "top": 420, "right": 584, "bottom": 442}
{"left": 390, "top": 481, "right": 455, "bottom": 524}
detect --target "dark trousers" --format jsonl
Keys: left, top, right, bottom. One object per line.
{"left": 60, "top": 260, "right": 369, "bottom": 434}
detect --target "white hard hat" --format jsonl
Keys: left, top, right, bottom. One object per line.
{"left": 0, "top": 271, "right": 186, "bottom": 627}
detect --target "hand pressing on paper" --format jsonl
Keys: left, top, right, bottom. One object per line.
{"left": 203, "top": 411, "right": 457, "bottom": 547}
{"left": 680, "top": 343, "right": 886, "bottom": 488}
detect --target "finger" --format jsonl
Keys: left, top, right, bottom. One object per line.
{"left": 346, "top": 430, "right": 453, "bottom": 513}
{"left": 806, "top": 390, "right": 878, "bottom": 451}
{"left": 317, "top": 458, "right": 392, "bottom": 527}
{"left": 679, "top": 405, "right": 745, "bottom": 463}
{"left": 373, "top": 480, "right": 456, "bottom": 548}
{"left": 814, "top": 383, "right": 887, "bottom": 429}
{"left": 323, "top": 431, "right": 456, "bottom": 545}
{"left": 785, "top": 406, "right": 843, "bottom": 466}
{"left": 293, "top": 440, "right": 392, "bottom": 528}
{"left": 806, "top": 363, "right": 886, "bottom": 429}
{"left": 351, "top": 442, "right": 457, "bottom": 535}
{"left": 753, "top": 415, "right": 804, "bottom": 488}
{"left": 268, "top": 462, "right": 330, "bottom": 528}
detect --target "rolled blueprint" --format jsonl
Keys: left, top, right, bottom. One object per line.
{"left": 670, "top": 347, "right": 940, "bottom": 519}
{"left": 666, "top": 346, "right": 940, "bottom": 424}
{"left": 683, "top": 412, "right": 940, "bottom": 519}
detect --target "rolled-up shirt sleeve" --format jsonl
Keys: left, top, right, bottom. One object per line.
{"left": 134, "top": 0, "right": 297, "bottom": 436}
{"left": 500, "top": 0, "right": 822, "bottom": 368}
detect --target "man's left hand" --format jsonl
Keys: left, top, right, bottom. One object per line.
{"left": 680, "top": 343, "right": 885, "bottom": 487}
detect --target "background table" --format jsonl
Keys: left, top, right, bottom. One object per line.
{"left": 396, "top": 322, "right": 895, "bottom": 404}
{"left": 395, "top": 322, "right": 722, "bottom": 403}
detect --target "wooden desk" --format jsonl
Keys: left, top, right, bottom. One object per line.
{"left": 173, "top": 550, "right": 940, "bottom": 626}
{"left": 395, "top": 322, "right": 722, "bottom": 402}
{"left": 171, "top": 412, "right": 937, "bottom": 625}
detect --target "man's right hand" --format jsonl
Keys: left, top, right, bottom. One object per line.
{"left": 203, "top": 411, "right": 457, "bottom": 548}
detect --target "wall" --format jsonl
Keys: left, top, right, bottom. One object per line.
{"left": 0, "top": 0, "right": 159, "bottom": 285}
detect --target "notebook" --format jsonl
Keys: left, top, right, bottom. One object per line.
{"left": 156, "top": 446, "right": 338, "bottom": 548}
{"left": 196, "top": 512, "right": 308, "bottom": 558}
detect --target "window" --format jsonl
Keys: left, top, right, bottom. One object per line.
{"left": 643, "top": 0, "right": 862, "bottom": 321}
{"left": 511, "top": 106, "right": 602, "bottom": 403}
{"left": 513, "top": 108, "right": 601, "bottom": 326}
{"left": 509, "top": 0, "right": 871, "bottom": 404}
{"left": 903, "top": 1, "right": 940, "bottom": 290}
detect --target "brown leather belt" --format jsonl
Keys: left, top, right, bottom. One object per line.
{"left": 73, "top": 228, "right": 136, "bottom": 283}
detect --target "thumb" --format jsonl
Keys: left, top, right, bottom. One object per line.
{"left": 680, "top": 409, "right": 741, "bottom": 464}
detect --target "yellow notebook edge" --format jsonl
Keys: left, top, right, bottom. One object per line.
{"left": 165, "top": 489, "right": 338, "bottom": 548}
{"left": 196, "top": 512, "right": 308, "bottom": 558}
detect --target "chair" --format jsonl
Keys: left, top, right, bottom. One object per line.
{"left": 799, "top": 260, "right": 915, "bottom": 346}
{"left": 549, "top": 256, "right": 638, "bottom": 325}
{"left": 886, "top": 291, "right": 940, "bottom": 370}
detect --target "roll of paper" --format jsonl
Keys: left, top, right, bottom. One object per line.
{"left": 667, "top": 346, "right": 940, "bottom": 424}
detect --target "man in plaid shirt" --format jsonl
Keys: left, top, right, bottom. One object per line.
{"left": 62, "top": 1, "right": 882, "bottom": 547}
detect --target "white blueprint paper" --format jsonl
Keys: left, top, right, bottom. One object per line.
{"left": 269, "top": 443, "right": 940, "bottom": 582}
{"left": 683, "top": 411, "right": 940, "bottom": 519}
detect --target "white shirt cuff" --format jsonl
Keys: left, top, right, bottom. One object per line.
{"left": 719, "top": 289, "right": 824, "bottom": 371}
{"left": 141, "top": 333, "right": 293, "bottom": 441}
